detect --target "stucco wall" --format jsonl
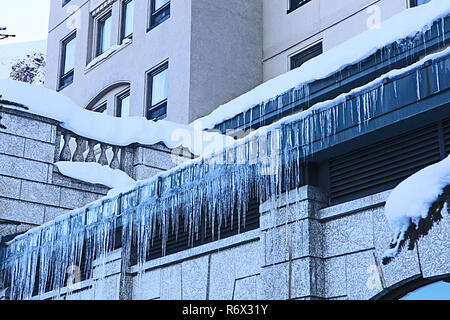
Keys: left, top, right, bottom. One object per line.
{"left": 262, "top": 0, "right": 408, "bottom": 81}
{"left": 45, "top": 0, "right": 263, "bottom": 124}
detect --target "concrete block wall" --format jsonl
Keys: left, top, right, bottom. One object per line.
{"left": 0, "top": 107, "right": 182, "bottom": 240}
{"left": 0, "top": 108, "right": 109, "bottom": 239}
{"left": 11, "top": 185, "right": 449, "bottom": 300}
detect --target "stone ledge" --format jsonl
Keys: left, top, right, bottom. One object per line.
{"left": 52, "top": 168, "right": 109, "bottom": 194}
{"left": 128, "top": 229, "right": 261, "bottom": 275}
{"left": 260, "top": 186, "right": 328, "bottom": 214}
{"left": 319, "top": 190, "right": 391, "bottom": 221}
{"left": 1, "top": 106, "right": 60, "bottom": 126}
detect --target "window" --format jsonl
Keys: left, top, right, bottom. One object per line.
{"left": 63, "top": 0, "right": 71, "bottom": 7}
{"left": 290, "top": 42, "right": 323, "bottom": 70}
{"left": 400, "top": 280, "right": 450, "bottom": 300}
{"left": 59, "top": 32, "right": 76, "bottom": 90}
{"left": 93, "top": 103, "right": 107, "bottom": 113}
{"left": 121, "top": 0, "right": 134, "bottom": 42}
{"left": 149, "top": 0, "right": 170, "bottom": 29}
{"left": 410, "top": 0, "right": 431, "bottom": 7}
{"left": 288, "top": 0, "right": 312, "bottom": 14}
{"left": 96, "top": 11, "right": 112, "bottom": 57}
{"left": 146, "top": 63, "right": 168, "bottom": 121}
{"left": 116, "top": 90, "right": 131, "bottom": 117}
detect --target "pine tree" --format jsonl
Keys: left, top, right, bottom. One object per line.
{"left": 9, "top": 53, "right": 46, "bottom": 85}
{"left": 0, "top": 27, "right": 15, "bottom": 41}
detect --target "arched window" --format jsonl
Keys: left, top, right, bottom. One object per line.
{"left": 400, "top": 280, "right": 450, "bottom": 300}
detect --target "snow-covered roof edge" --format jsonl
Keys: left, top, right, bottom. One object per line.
{"left": 8, "top": 45, "right": 448, "bottom": 245}
{"left": 0, "top": 79, "right": 234, "bottom": 157}
{"left": 191, "top": 0, "right": 450, "bottom": 130}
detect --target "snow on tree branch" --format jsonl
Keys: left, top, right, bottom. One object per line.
{"left": 9, "top": 53, "right": 46, "bottom": 85}
{"left": 0, "top": 27, "right": 15, "bottom": 41}
{"left": 382, "top": 155, "right": 450, "bottom": 265}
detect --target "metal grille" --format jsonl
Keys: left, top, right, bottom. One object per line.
{"left": 131, "top": 196, "right": 260, "bottom": 264}
{"left": 443, "top": 118, "right": 450, "bottom": 155}
{"left": 329, "top": 124, "right": 442, "bottom": 205}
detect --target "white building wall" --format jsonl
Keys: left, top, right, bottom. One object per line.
{"left": 262, "top": 0, "right": 408, "bottom": 81}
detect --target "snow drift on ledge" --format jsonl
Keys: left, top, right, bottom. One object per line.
{"left": 192, "top": 0, "right": 450, "bottom": 130}
{"left": 0, "top": 79, "right": 234, "bottom": 157}
{"left": 55, "top": 162, "right": 136, "bottom": 197}
{"left": 382, "top": 155, "right": 450, "bottom": 264}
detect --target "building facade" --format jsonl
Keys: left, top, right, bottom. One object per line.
{"left": 1, "top": 0, "right": 449, "bottom": 301}
{"left": 45, "top": 0, "right": 417, "bottom": 125}
{"left": 45, "top": 0, "right": 263, "bottom": 124}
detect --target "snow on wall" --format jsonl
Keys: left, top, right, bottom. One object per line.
{"left": 191, "top": 0, "right": 450, "bottom": 130}
{"left": 85, "top": 38, "right": 131, "bottom": 71}
{"left": 55, "top": 161, "right": 136, "bottom": 195}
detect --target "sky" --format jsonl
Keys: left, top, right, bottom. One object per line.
{"left": 0, "top": 0, "right": 51, "bottom": 44}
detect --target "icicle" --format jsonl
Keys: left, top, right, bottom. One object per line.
{"left": 416, "top": 70, "right": 421, "bottom": 101}
{"left": 435, "top": 63, "right": 440, "bottom": 92}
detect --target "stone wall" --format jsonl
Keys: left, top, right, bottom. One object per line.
{"left": 0, "top": 107, "right": 182, "bottom": 240}
{"left": 0, "top": 108, "right": 107, "bottom": 239}
{"left": 25, "top": 185, "right": 449, "bottom": 300}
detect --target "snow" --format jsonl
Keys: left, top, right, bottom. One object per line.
{"left": 55, "top": 161, "right": 136, "bottom": 195}
{"left": 0, "top": 40, "right": 46, "bottom": 80}
{"left": 383, "top": 155, "right": 450, "bottom": 260}
{"left": 85, "top": 38, "right": 132, "bottom": 70}
{"left": 191, "top": 0, "right": 450, "bottom": 130}
{"left": 232, "top": 46, "right": 450, "bottom": 142}
{"left": 0, "top": 79, "right": 234, "bottom": 157}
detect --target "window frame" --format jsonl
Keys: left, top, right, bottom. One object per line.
{"left": 290, "top": 42, "right": 323, "bottom": 71}
{"left": 146, "top": 62, "right": 169, "bottom": 121}
{"left": 409, "top": 0, "right": 431, "bottom": 7}
{"left": 93, "top": 102, "right": 108, "bottom": 113}
{"left": 95, "top": 10, "right": 113, "bottom": 57}
{"left": 148, "top": 0, "right": 170, "bottom": 31}
{"left": 120, "top": 0, "right": 134, "bottom": 42}
{"left": 116, "top": 89, "right": 131, "bottom": 117}
{"left": 287, "top": 0, "right": 312, "bottom": 14}
{"left": 58, "top": 31, "right": 77, "bottom": 91}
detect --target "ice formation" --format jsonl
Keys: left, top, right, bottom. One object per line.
{"left": 0, "top": 3, "right": 449, "bottom": 299}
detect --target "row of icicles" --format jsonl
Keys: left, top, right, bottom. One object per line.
{"left": 1, "top": 31, "right": 447, "bottom": 299}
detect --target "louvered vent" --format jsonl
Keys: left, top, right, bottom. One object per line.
{"left": 131, "top": 197, "right": 260, "bottom": 264}
{"left": 329, "top": 124, "right": 442, "bottom": 205}
{"left": 443, "top": 118, "right": 450, "bottom": 155}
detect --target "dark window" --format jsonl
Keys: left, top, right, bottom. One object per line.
{"left": 328, "top": 119, "right": 450, "bottom": 205}
{"left": 149, "top": 0, "right": 170, "bottom": 29}
{"left": 58, "top": 32, "right": 76, "bottom": 91}
{"left": 288, "top": 0, "right": 312, "bottom": 14}
{"left": 96, "top": 11, "right": 112, "bottom": 57}
{"left": 410, "top": 0, "right": 431, "bottom": 7}
{"left": 121, "top": 0, "right": 134, "bottom": 42}
{"left": 63, "top": 0, "right": 71, "bottom": 7}
{"left": 146, "top": 63, "right": 168, "bottom": 121}
{"left": 290, "top": 42, "right": 323, "bottom": 70}
{"left": 116, "top": 90, "right": 131, "bottom": 117}
{"left": 93, "top": 103, "right": 107, "bottom": 113}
